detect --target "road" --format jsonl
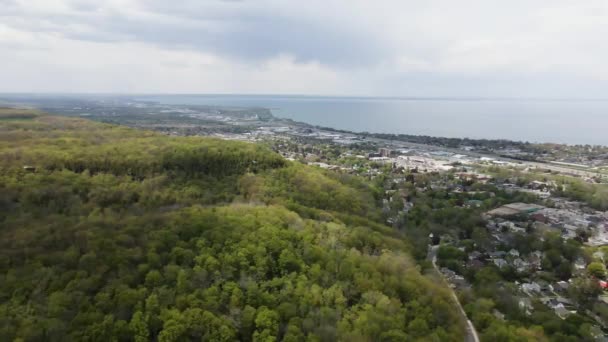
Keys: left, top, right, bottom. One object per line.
{"left": 428, "top": 245, "right": 480, "bottom": 342}
{"left": 367, "top": 135, "right": 604, "bottom": 179}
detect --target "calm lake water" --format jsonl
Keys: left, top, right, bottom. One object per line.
{"left": 140, "top": 95, "right": 608, "bottom": 145}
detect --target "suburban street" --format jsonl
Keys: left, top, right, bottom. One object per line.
{"left": 428, "top": 245, "right": 480, "bottom": 342}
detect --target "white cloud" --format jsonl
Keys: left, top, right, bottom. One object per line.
{"left": 1, "top": 0, "right": 607, "bottom": 96}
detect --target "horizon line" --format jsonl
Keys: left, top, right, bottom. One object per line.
{"left": 2, "top": 92, "right": 608, "bottom": 102}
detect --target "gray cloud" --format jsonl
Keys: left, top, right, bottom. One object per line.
{"left": 1, "top": 0, "right": 608, "bottom": 96}
{"left": 1, "top": 1, "right": 392, "bottom": 68}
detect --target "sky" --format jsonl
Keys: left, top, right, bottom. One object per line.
{"left": 1, "top": 0, "right": 608, "bottom": 97}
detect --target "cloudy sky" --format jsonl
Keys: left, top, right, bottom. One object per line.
{"left": 1, "top": 0, "right": 607, "bottom": 97}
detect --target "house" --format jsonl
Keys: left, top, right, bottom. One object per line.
{"left": 379, "top": 148, "right": 392, "bottom": 157}
{"left": 538, "top": 281, "right": 554, "bottom": 294}
{"left": 511, "top": 226, "right": 527, "bottom": 233}
{"left": 467, "top": 259, "right": 485, "bottom": 270}
{"left": 528, "top": 251, "right": 543, "bottom": 270}
{"left": 468, "top": 251, "right": 482, "bottom": 261}
{"left": 555, "top": 297, "right": 573, "bottom": 306}
{"left": 465, "top": 200, "right": 483, "bottom": 208}
{"left": 530, "top": 213, "right": 549, "bottom": 223}
{"left": 493, "top": 310, "right": 505, "bottom": 321}
{"left": 440, "top": 234, "right": 455, "bottom": 244}
{"left": 574, "top": 257, "right": 587, "bottom": 270}
{"left": 531, "top": 251, "right": 543, "bottom": 259}
{"left": 440, "top": 267, "right": 457, "bottom": 278}
{"left": 518, "top": 297, "right": 533, "bottom": 315}
{"left": 555, "top": 281, "right": 570, "bottom": 292}
{"left": 498, "top": 221, "right": 516, "bottom": 231}
{"left": 529, "top": 180, "right": 550, "bottom": 190}
{"left": 489, "top": 251, "right": 507, "bottom": 259}
{"left": 403, "top": 201, "right": 414, "bottom": 213}
{"left": 493, "top": 258, "right": 508, "bottom": 268}
{"left": 451, "top": 275, "right": 469, "bottom": 289}
{"left": 512, "top": 258, "right": 530, "bottom": 272}
{"left": 553, "top": 304, "right": 572, "bottom": 319}
{"left": 522, "top": 282, "right": 541, "bottom": 296}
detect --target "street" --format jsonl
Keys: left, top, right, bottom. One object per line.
{"left": 428, "top": 245, "right": 480, "bottom": 342}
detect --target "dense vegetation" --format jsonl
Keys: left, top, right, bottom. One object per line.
{"left": 0, "top": 109, "right": 464, "bottom": 341}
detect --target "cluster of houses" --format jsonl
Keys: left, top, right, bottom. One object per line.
{"left": 394, "top": 155, "right": 454, "bottom": 172}
{"left": 440, "top": 227, "right": 590, "bottom": 321}
{"left": 517, "top": 279, "right": 576, "bottom": 319}
{"left": 534, "top": 203, "right": 608, "bottom": 245}
{"left": 367, "top": 148, "right": 456, "bottom": 173}
{"left": 439, "top": 267, "right": 468, "bottom": 289}
{"left": 487, "top": 249, "right": 542, "bottom": 273}
{"left": 491, "top": 179, "right": 608, "bottom": 244}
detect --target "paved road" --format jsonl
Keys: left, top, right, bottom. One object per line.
{"left": 428, "top": 245, "right": 480, "bottom": 342}
{"left": 369, "top": 136, "right": 605, "bottom": 179}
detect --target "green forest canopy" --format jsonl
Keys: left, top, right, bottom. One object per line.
{"left": 0, "top": 109, "right": 464, "bottom": 341}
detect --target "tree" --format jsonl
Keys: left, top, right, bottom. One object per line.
{"left": 240, "top": 306, "right": 257, "bottom": 341}
{"left": 569, "top": 276, "right": 602, "bottom": 308}
{"left": 129, "top": 311, "right": 149, "bottom": 342}
{"left": 145, "top": 270, "right": 163, "bottom": 288}
{"left": 283, "top": 321, "right": 305, "bottom": 342}
{"left": 407, "top": 318, "right": 429, "bottom": 338}
{"left": 0, "top": 112, "right": 469, "bottom": 342}
{"left": 587, "top": 262, "right": 606, "bottom": 279}
{"left": 253, "top": 307, "right": 279, "bottom": 342}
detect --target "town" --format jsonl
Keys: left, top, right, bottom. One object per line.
{"left": 4, "top": 95, "right": 608, "bottom": 339}
{"left": 289, "top": 142, "right": 608, "bottom": 339}
{"left": 249, "top": 129, "right": 608, "bottom": 339}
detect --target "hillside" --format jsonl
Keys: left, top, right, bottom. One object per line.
{"left": 0, "top": 108, "right": 464, "bottom": 341}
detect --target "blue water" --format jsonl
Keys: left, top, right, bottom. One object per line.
{"left": 139, "top": 95, "right": 608, "bottom": 145}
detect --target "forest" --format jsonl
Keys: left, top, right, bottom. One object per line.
{"left": 0, "top": 108, "right": 464, "bottom": 341}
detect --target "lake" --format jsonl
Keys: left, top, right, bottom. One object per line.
{"left": 139, "top": 95, "right": 608, "bottom": 145}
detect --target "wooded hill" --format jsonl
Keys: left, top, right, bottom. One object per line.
{"left": 0, "top": 108, "right": 464, "bottom": 341}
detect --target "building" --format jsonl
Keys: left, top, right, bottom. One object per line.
{"left": 379, "top": 148, "right": 392, "bottom": 157}
{"left": 521, "top": 282, "right": 541, "bottom": 295}
{"left": 465, "top": 200, "right": 483, "bottom": 208}
{"left": 555, "top": 281, "right": 570, "bottom": 292}
{"left": 508, "top": 249, "right": 520, "bottom": 258}
{"left": 518, "top": 297, "right": 533, "bottom": 315}
{"left": 553, "top": 304, "right": 572, "bottom": 319}
{"left": 493, "top": 258, "right": 508, "bottom": 268}
{"left": 487, "top": 203, "right": 545, "bottom": 217}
